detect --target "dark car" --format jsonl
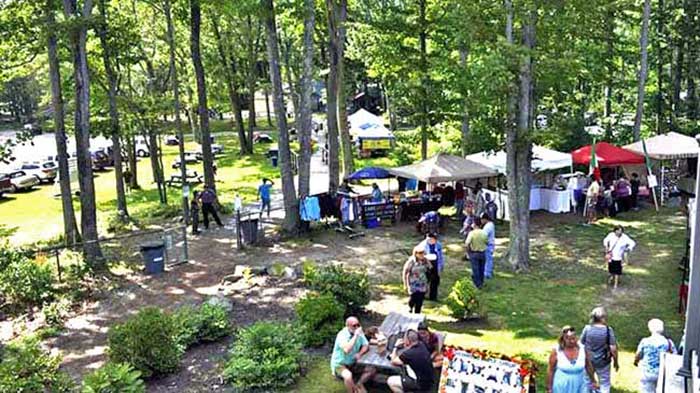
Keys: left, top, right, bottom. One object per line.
{"left": 91, "top": 151, "right": 111, "bottom": 171}
{"left": 0, "top": 174, "right": 12, "bottom": 197}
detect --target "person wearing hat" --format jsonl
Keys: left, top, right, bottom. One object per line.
{"left": 417, "top": 233, "right": 444, "bottom": 301}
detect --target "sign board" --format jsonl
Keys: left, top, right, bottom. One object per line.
{"left": 439, "top": 349, "right": 530, "bottom": 393}
{"left": 648, "top": 174, "right": 658, "bottom": 188}
{"left": 658, "top": 353, "right": 684, "bottom": 393}
{"left": 360, "top": 138, "right": 392, "bottom": 150}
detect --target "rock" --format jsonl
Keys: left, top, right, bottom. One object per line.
{"left": 233, "top": 265, "right": 267, "bottom": 277}
{"left": 283, "top": 267, "right": 297, "bottom": 280}
{"left": 206, "top": 292, "right": 233, "bottom": 312}
{"left": 220, "top": 274, "right": 242, "bottom": 284}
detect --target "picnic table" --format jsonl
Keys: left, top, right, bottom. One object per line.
{"left": 166, "top": 171, "right": 203, "bottom": 187}
{"left": 356, "top": 312, "right": 426, "bottom": 372}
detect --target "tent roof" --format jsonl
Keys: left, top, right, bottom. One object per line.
{"left": 346, "top": 167, "right": 392, "bottom": 180}
{"left": 466, "top": 145, "right": 572, "bottom": 174}
{"left": 623, "top": 132, "right": 699, "bottom": 160}
{"left": 571, "top": 142, "right": 645, "bottom": 166}
{"left": 388, "top": 153, "right": 498, "bottom": 183}
{"left": 349, "top": 108, "right": 383, "bottom": 128}
{"left": 351, "top": 123, "right": 395, "bottom": 139}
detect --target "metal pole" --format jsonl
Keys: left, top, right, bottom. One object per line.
{"left": 678, "top": 135, "right": 700, "bottom": 383}
{"left": 661, "top": 163, "right": 665, "bottom": 206}
{"left": 181, "top": 225, "right": 189, "bottom": 263}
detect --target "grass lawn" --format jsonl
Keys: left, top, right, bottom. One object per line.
{"left": 1, "top": 119, "right": 279, "bottom": 245}
{"left": 292, "top": 207, "right": 686, "bottom": 392}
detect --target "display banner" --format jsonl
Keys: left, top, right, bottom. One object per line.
{"left": 438, "top": 348, "right": 534, "bottom": 393}
{"left": 360, "top": 138, "right": 392, "bottom": 150}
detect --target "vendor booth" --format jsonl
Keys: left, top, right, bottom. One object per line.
{"left": 467, "top": 145, "right": 574, "bottom": 217}
{"left": 346, "top": 167, "right": 397, "bottom": 227}
{"left": 349, "top": 109, "right": 395, "bottom": 157}
{"left": 388, "top": 153, "right": 498, "bottom": 221}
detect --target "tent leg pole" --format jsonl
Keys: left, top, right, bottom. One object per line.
{"left": 660, "top": 164, "right": 665, "bottom": 206}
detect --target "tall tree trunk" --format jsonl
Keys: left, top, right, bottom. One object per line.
{"left": 633, "top": 0, "right": 652, "bottom": 141}
{"left": 655, "top": 0, "right": 666, "bottom": 134}
{"left": 604, "top": 5, "right": 615, "bottom": 139}
{"left": 97, "top": 0, "right": 128, "bottom": 218}
{"left": 264, "top": 86, "right": 272, "bottom": 126}
{"left": 262, "top": 0, "right": 299, "bottom": 233}
{"left": 671, "top": 18, "right": 684, "bottom": 131}
{"left": 246, "top": 15, "right": 258, "bottom": 135}
{"left": 164, "top": 0, "right": 188, "bottom": 222}
{"left": 281, "top": 37, "right": 300, "bottom": 126}
{"left": 147, "top": 130, "right": 166, "bottom": 203}
{"left": 46, "top": 0, "right": 79, "bottom": 245}
{"left": 63, "top": 0, "right": 103, "bottom": 263}
{"left": 459, "top": 45, "right": 470, "bottom": 157}
{"left": 126, "top": 134, "right": 139, "bottom": 189}
{"left": 336, "top": 0, "right": 353, "bottom": 176}
{"left": 326, "top": 0, "right": 340, "bottom": 193}
{"left": 418, "top": 0, "right": 429, "bottom": 160}
{"left": 298, "top": 0, "right": 315, "bottom": 198}
{"left": 211, "top": 16, "right": 249, "bottom": 155}
{"left": 685, "top": 0, "right": 699, "bottom": 121}
{"left": 190, "top": 0, "right": 215, "bottom": 189}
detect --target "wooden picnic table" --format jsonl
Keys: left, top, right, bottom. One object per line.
{"left": 167, "top": 171, "right": 203, "bottom": 187}
{"left": 356, "top": 312, "right": 426, "bottom": 372}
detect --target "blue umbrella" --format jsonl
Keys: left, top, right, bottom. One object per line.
{"left": 346, "top": 167, "right": 392, "bottom": 180}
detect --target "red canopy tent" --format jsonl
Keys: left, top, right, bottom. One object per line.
{"left": 571, "top": 141, "right": 645, "bottom": 167}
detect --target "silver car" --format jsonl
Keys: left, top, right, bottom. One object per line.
{"left": 4, "top": 170, "right": 40, "bottom": 192}
{"left": 15, "top": 162, "right": 58, "bottom": 183}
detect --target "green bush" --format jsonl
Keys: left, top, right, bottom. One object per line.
{"left": 445, "top": 278, "right": 481, "bottom": 319}
{"left": 223, "top": 322, "right": 302, "bottom": 390}
{"left": 0, "top": 336, "right": 74, "bottom": 392}
{"left": 0, "top": 251, "right": 55, "bottom": 311}
{"left": 295, "top": 293, "right": 345, "bottom": 347}
{"left": 43, "top": 299, "right": 70, "bottom": 327}
{"left": 172, "top": 305, "right": 202, "bottom": 351}
{"left": 81, "top": 362, "right": 145, "bottom": 393}
{"left": 172, "top": 303, "right": 231, "bottom": 351}
{"left": 303, "top": 264, "right": 370, "bottom": 314}
{"left": 107, "top": 307, "right": 181, "bottom": 378}
{"left": 197, "top": 303, "right": 231, "bottom": 342}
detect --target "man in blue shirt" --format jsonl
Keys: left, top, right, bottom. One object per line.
{"left": 418, "top": 233, "right": 444, "bottom": 300}
{"left": 257, "top": 178, "right": 274, "bottom": 218}
{"left": 371, "top": 183, "right": 383, "bottom": 202}
{"left": 330, "top": 316, "right": 375, "bottom": 393}
{"left": 481, "top": 213, "right": 496, "bottom": 279}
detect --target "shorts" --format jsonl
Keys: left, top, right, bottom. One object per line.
{"left": 401, "top": 375, "right": 431, "bottom": 392}
{"left": 609, "top": 259, "right": 623, "bottom": 275}
{"left": 333, "top": 363, "right": 363, "bottom": 379}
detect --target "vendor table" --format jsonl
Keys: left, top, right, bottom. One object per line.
{"left": 398, "top": 196, "right": 442, "bottom": 221}
{"left": 536, "top": 188, "right": 571, "bottom": 213}
{"left": 361, "top": 201, "right": 397, "bottom": 227}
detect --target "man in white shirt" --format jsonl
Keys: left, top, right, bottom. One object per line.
{"left": 603, "top": 225, "right": 636, "bottom": 289}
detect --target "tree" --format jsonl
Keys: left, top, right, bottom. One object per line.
{"left": 262, "top": 0, "right": 299, "bottom": 233}
{"left": 633, "top": 0, "right": 652, "bottom": 141}
{"left": 62, "top": 0, "right": 103, "bottom": 263}
{"left": 325, "top": 0, "right": 341, "bottom": 192}
{"left": 297, "top": 0, "right": 315, "bottom": 198}
{"left": 334, "top": 0, "right": 354, "bottom": 175}
{"left": 96, "top": 0, "right": 128, "bottom": 218}
{"left": 189, "top": 0, "right": 215, "bottom": 189}
{"left": 46, "top": 0, "right": 79, "bottom": 245}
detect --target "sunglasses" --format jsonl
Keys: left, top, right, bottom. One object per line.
{"left": 351, "top": 323, "right": 361, "bottom": 328}
{"left": 562, "top": 327, "right": 576, "bottom": 334}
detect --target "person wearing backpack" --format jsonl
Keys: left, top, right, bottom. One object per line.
{"left": 580, "top": 307, "right": 619, "bottom": 393}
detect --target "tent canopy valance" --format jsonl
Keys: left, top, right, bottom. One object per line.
{"left": 623, "top": 132, "right": 699, "bottom": 160}
{"left": 466, "top": 145, "right": 572, "bottom": 174}
{"left": 387, "top": 153, "right": 498, "bottom": 183}
{"left": 571, "top": 142, "right": 645, "bottom": 167}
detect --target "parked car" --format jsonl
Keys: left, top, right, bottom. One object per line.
{"left": 91, "top": 151, "right": 111, "bottom": 171}
{"left": 15, "top": 162, "right": 57, "bottom": 183}
{"left": 171, "top": 152, "right": 200, "bottom": 169}
{"left": 165, "top": 135, "right": 179, "bottom": 146}
{"left": 253, "top": 132, "right": 274, "bottom": 144}
{"left": 197, "top": 143, "right": 224, "bottom": 155}
{"left": 0, "top": 174, "right": 12, "bottom": 197}
{"left": 3, "top": 170, "right": 39, "bottom": 192}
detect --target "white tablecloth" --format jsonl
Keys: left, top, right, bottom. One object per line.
{"left": 483, "top": 188, "right": 570, "bottom": 221}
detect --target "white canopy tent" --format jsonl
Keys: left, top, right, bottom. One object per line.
{"left": 387, "top": 153, "right": 498, "bottom": 183}
{"left": 466, "top": 145, "right": 572, "bottom": 174}
{"left": 624, "top": 132, "right": 699, "bottom": 160}
{"left": 348, "top": 109, "right": 393, "bottom": 137}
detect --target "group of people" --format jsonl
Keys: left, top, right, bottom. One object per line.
{"left": 403, "top": 233, "right": 444, "bottom": 313}
{"left": 331, "top": 317, "right": 442, "bottom": 393}
{"left": 585, "top": 173, "right": 641, "bottom": 224}
{"left": 189, "top": 186, "right": 223, "bottom": 234}
{"left": 547, "top": 307, "right": 676, "bottom": 393}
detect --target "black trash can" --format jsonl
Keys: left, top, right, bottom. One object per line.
{"left": 140, "top": 241, "right": 165, "bottom": 274}
{"left": 271, "top": 156, "right": 278, "bottom": 167}
{"left": 240, "top": 219, "right": 259, "bottom": 245}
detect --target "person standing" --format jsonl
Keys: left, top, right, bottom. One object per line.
{"left": 580, "top": 307, "right": 619, "bottom": 393}
{"left": 481, "top": 213, "right": 496, "bottom": 279}
{"left": 635, "top": 319, "right": 677, "bottom": 393}
{"left": 190, "top": 191, "right": 201, "bottom": 235}
{"left": 585, "top": 175, "right": 600, "bottom": 224}
{"left": 330, "top": 316, "right": 376, "bottom": 393}
{"left": 603, "top": 225, "right": 636, "bottom": 289}
{"left": 198, "top": 186, "right": 223, "bottom": 230}
{"left": 546, "top": 326, "right": 598, "bottom": 393}
{"left": 454, "top": 182, "right": 465, "bottom": 220}
{"left": 402, "top": 247, "right": 431, "bottom": 313}
{"left": 459, "top": 205, "right": 477, "bottom": 239}
{"left": 630, "top": 173, "right": 641, "bottom": 210}
{"left": 473, "top": 182, "right": 486, "bottom": 217}
{"left": 615, "top": 175, "right": 632, "bottom": 212}
{"left": 418, "top": 233, "right": 444, "bottom": 301}
{"left": 258, "top": 178, "right": 274, "bottom": 218}
{"left": 370, "top": 183, "right": 383, "bottom": 202}
{"left": 465, "top": 221, "right": 488, "bottom": 289}
{"left": 387, "top": 330, "right": 435, "bottom": 393}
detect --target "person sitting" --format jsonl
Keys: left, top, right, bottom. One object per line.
{"left": 365, "top": 326, "right": 387, "bottom": 346}
{"left": 417, "top": 322, "right": 444, "bottom": 368}
{"left": 417, "top": 211, "right": 440, "bottom": 235}
{"left": 387, "top": 330, "right": 435, "bottom": 393}
{"left": 330, "top": 317, "right": 376, "bottom": 393}
{"left": 371, "top": 183, "right": 384, "bottom": 203}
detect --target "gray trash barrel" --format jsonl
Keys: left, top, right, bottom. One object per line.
{"left": 240, "top": 219, "right": 259, "bottom": 245}
{"left": 140, "top": 241, "right": 165, "bottom": 274}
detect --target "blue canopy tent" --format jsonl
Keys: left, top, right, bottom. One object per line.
{"left": 346, "top": 167, "right": 392, "bottom": 180}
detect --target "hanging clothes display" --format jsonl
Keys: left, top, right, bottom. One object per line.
{"left": 300, "top": 196, "right": 321, "bottom": 221}
{"left": 340, "top": 196, "right": 358, "bottom": 224}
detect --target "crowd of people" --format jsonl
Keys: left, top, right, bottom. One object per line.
{"left": 584, "top": 173, "right": 641, "bottom": 224}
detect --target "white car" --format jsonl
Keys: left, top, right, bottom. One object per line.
{"left": 3, "top": 170, "right": 40, "bottom": 192}
{"left": 171, "top": 152, "right": 200, "bottom": 169}
{"left": 15, "top": 162, "right": 57, "bottom": 183}
{"left": 165, "top": 135, "right": 179, "bottom": 146}
{"left": 197, "top": 143, "right": 223, "bottom": 155}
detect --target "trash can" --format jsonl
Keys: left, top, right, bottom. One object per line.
{"left": 271, "top": 156, "right": 278, "bottom": 167}
{"left": 240, "top": 219, "right": 259, "bottom": 245}
{"left": 140, "top": 241, "right": 165, "bottom": 274}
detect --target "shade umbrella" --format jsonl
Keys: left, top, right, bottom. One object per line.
{"left": 346, "top": 167, "right": 392, "bottom": 180}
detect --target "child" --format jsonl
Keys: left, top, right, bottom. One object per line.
{"left": 190, "top": 191, "right": 201, "bottom": 235}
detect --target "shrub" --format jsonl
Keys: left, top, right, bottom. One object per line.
{"left": 43, "top": 299, "right": 71, "bottom": 327}
{"left": 172, "top": 305, "right": 202, "bottom": 351}
{"left": 197, "top": 303, "right": 231, "bottom": 342}
{"left": 295, "top": 292, "right": 345, "bottom": 347}
{"left": 81, "top": 362, "right": 145, "bottom": 393}
{"left": 107, "top": 307, "right": 181, "bottom": 378}
{"left": 445, "top": 278, "right": 481, "bottom": 319}
{"left": 223, "top": 322, "right": 302, "bottom": 390}
{"left": 303, "top": 264, "right": 370, "bottom": 314}
{"left": 0, "top": 336, "right": 74, "bottom": 392}
{"left": 0, "top": 252, "right": 55, "bottom": 311}
{"left": 172, "top": 303, "right": 231, "bottom": 351}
